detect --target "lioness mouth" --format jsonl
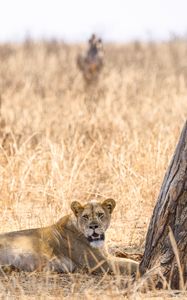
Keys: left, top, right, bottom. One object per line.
{"left": 87, "top": 233, "right": 105, "bottom": 243}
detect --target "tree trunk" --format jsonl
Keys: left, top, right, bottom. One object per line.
{"left": 140, "top": 120, "right": 187, "bottom": 289}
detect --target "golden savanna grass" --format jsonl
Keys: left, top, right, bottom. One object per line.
{"left": 0, "top": 38, "right": 187, "bottom": 298}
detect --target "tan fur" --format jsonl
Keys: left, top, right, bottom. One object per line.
{"left": 0, "top": 199, "right": 139, "bottom": 275}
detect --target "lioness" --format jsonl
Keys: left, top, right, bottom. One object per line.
{"left": 77, "top": 34, "right": 104, "bottom": 83}
{"left": 0, "top": 199, "right": 139, "bottom": 275}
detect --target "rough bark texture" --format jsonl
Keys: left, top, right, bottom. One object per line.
{"left": 140, "top": 120, "right": 187, "bottom": 289}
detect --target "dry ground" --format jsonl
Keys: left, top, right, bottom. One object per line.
{"left": 0, "top": 39, "right": 187, "bottom": 298}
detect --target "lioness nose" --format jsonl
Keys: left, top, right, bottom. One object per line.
{"left": 89, "top": 224, "right": 98, "bottom": 230}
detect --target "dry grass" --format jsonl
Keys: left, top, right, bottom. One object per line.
{"left": 0, "top": 38, "right": 187, "bottom": 298}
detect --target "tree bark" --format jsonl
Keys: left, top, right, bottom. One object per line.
{"left": 140, "top": 120, "right": 187, "bottom": 289}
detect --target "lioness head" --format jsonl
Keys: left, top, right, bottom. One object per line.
{"left": 71, "top": 199, "right": 116, "bottom": 248}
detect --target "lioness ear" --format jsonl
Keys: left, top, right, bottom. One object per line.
{"left": 102, "top": 198, "right": 116, "bottom": 214}
{"left": 71, "top": 201, "right": 83, "bottom": 217}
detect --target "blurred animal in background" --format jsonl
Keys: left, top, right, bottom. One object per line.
{"left": 77, "top": 34, "right": 104, "bottom": 83}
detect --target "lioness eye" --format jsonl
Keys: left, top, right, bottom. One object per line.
{"left": 82, "top": 214, "right": 89, "bottom": 220}
{"left": 98, "top": 213, "right": 104, "bottom": 219}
